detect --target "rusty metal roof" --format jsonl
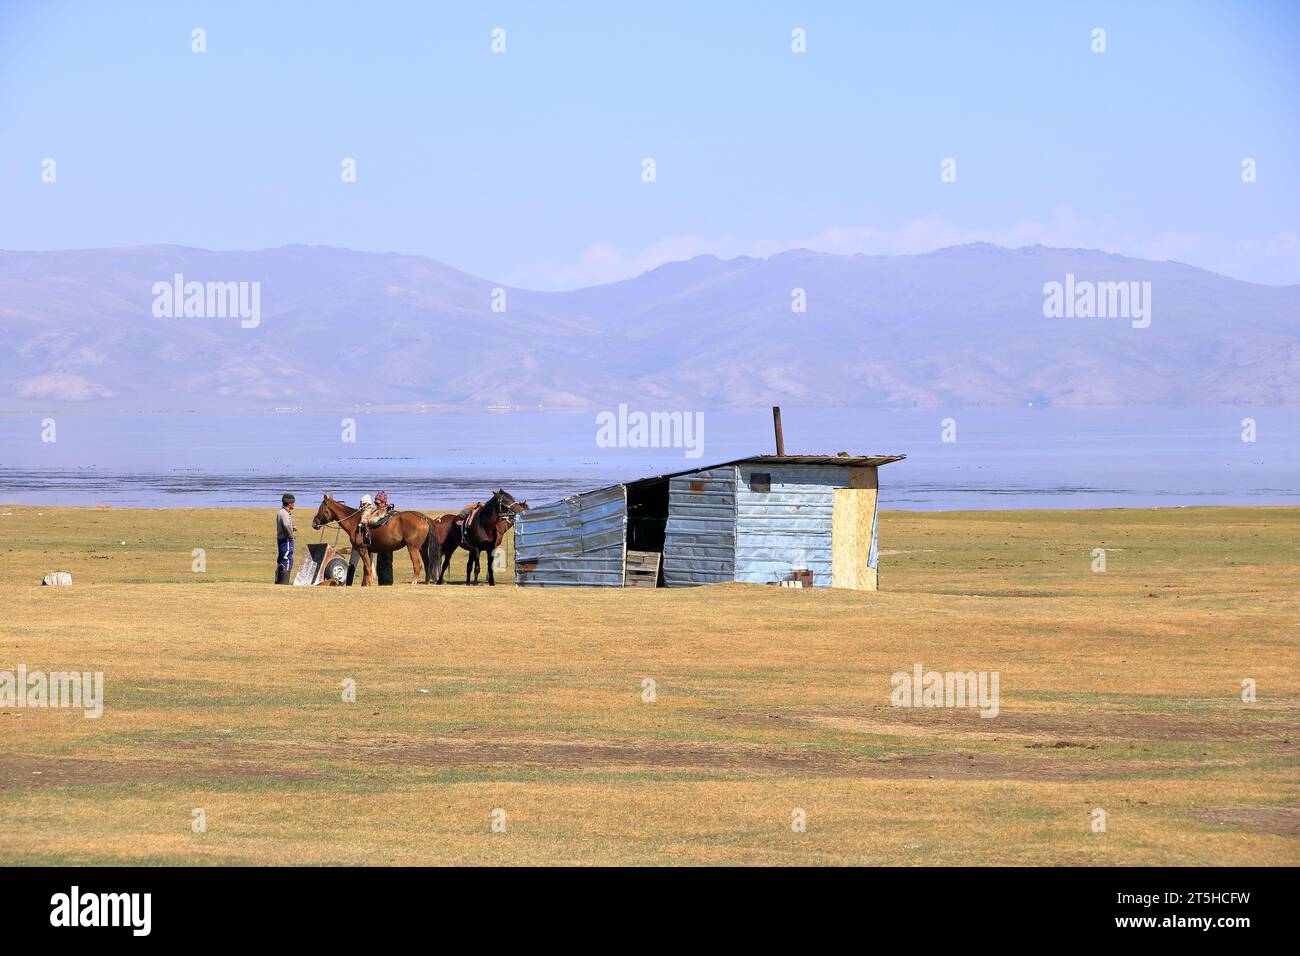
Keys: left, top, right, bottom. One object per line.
{"left": 622, "top": 453, "right": 905, "bottom": 489}
{"left": 729, "top": 454, "right": 906, "bottom": 468}
{"left": 538, "top": 453, "right": 905, "bottom": 503}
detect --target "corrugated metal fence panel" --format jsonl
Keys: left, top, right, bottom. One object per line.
{"left": 734, "top": 464, "right": 849, "bottom": 586}
{"left": 516, "top": 497, "right": 581, "bottom": 556}
{"left": 515, "top": 484, "right": 626, "bottom": 586}
{"left": 663, "top": 466, "right": 736, "bottom": 587}
{"left": 579, "top": 487, "right": 627, "bottom": 553}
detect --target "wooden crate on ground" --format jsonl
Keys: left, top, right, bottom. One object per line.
{"left": 624, "top": 550, "right": 661, "bottom": 588}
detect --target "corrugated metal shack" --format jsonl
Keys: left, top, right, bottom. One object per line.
{"left": 514, "top": 454, "right": 905, "bottom": 590}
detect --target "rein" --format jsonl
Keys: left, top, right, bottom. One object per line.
{"left": 315, "top": 502, "right": 363, "bottom": 547}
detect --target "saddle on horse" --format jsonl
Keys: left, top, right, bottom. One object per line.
{"left": 455, "top": 503, "right": 482, "bottom": 542}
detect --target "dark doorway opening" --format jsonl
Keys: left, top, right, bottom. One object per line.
{"left": 626, "top": 478, "right": 669, "bottom": 587}
{"left": 626, "top": 477, "right": 669, "bottom": 553}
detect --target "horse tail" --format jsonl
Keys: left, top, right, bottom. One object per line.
{"left": 419, "top": 515, "right": 438, "bottom": 582}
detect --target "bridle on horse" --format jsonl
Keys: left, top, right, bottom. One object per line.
{"left": 475, "top": 493, "right": 517, "bottom": 534}
{"left": 314, "top": 500, "right": 363, "bottom": 548}
{"left": 459, "top": 494, "right": 519, "bottom": 550}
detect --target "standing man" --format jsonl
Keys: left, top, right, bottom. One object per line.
{"left": 276, "top": 493, "right": 296, "bottom": 584}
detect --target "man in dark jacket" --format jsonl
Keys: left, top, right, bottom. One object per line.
{"left": 275, "top": 494, "right": 296, "bottom": 584}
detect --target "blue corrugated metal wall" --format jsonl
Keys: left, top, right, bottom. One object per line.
{"left": 516, "top": 461, "right": 880, "bottom": 588}
{"left": 734, "top": 463, "right": 852, "bottom": 587}
{"left": 514, "top": 484, "right": 626, "bottom": 586}
{"left": 663, "top": 466, "right": 736, "bottom": 587}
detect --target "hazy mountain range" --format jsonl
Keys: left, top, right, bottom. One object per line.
{"left": 1, "top": 243, "right": 1296, "bottom": 412}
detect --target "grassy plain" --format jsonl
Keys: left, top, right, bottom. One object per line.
{"left": 0, "top": 504, "right": 1296, "bottom": 865}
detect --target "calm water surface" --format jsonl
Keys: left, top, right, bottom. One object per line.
{"left": 0, "top": 406, "right": 1294, "bottom": 511}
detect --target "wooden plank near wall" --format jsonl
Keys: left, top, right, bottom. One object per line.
{"left": 832, "top": 467, "right": 879, "bottom": 590}
{"left": 624, "top": 549, "right": 661, "bottom": 588}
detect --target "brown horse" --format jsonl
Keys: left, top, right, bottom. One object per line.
{"left": 310, "top": 495, "right": 435, "bottom": 586}
{"left": 427, "top": 490, "right": 527, "bottom": 586}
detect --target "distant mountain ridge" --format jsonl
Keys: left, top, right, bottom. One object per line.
{"left": 1, "top": 242, "right": 1296, "bottom": 411}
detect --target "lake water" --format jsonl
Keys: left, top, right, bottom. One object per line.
{"left": 0, "top": 406, "right": 1295, "bottom": 511}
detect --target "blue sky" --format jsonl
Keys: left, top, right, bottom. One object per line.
{"left": 1, "top": 0, "right": 1296, "bottom": 289}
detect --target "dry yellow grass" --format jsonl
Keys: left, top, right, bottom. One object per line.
{"left": 0, "top": 504, "right": 1296, "bottom": 865}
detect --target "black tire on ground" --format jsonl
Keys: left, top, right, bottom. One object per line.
{"left": 323, "top": 558, "right": 349, "bottom": 584}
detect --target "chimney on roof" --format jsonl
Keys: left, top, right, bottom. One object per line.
{"left": 772, "top": 406, "right": 785, "bottom": 456}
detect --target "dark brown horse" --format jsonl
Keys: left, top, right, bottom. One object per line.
{"left": 427, "top": 490, "right": 527, "bottom": 586}
{"left": 310, "top": 495, "right": 435, "bottom": 586}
